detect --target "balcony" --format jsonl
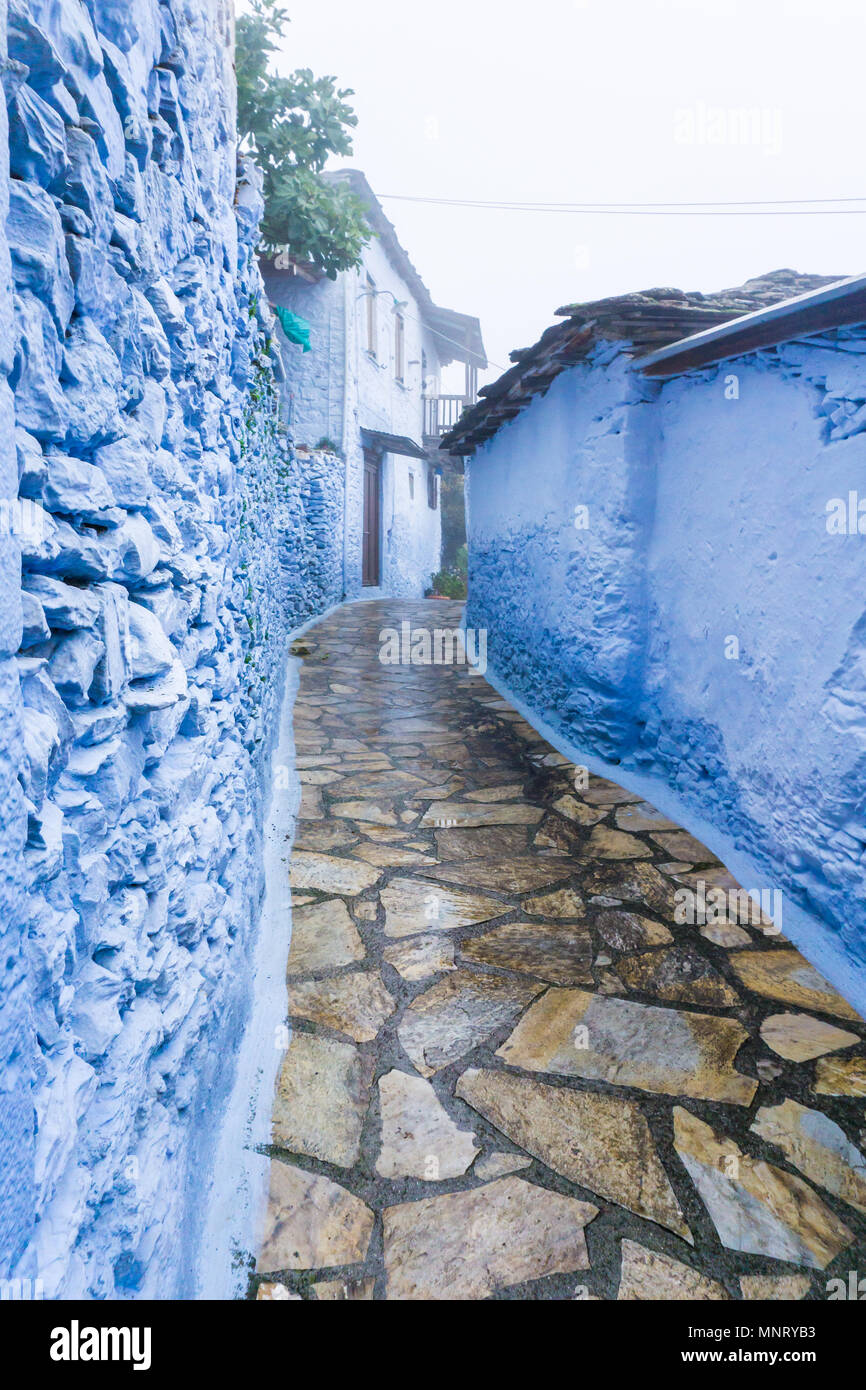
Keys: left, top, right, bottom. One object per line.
{"left": 423, "top": 394, "right": 472, "bottom": 444}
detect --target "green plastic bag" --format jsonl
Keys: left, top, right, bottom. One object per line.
{"left": 272, "top": 303, "right": 312, "bottom": 353}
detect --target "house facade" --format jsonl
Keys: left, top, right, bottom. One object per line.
{"left": 443, "top": 269, "right": 866, "bottom": 1014}
{"left": 261, "top": 170, "right": 485, "bottom": 599}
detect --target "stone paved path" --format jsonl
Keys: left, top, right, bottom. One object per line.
{"left": 252, "top": 600, "right": 866, "bottom": 1301}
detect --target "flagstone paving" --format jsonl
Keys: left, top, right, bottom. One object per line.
{"left": 252, "top": 599, "right": 866, "bottom": 1300}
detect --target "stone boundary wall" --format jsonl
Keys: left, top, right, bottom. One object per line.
{"left": 0, "top": 0, "right": 343, "bottom": 1298}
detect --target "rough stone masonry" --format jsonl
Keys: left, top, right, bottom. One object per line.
{"left": 0, "top": 0, "right": 344, "bottom": 1297}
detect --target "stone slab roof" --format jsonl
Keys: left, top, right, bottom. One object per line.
{"left": 441, "top": 269, "right": 842, "bottom": 455}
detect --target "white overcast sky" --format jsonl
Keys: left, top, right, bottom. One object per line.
{"left": 250, "top": 0, "right": 866, "bottom": 379}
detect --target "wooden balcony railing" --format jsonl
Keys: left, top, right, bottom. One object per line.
{"left": 423, "top": 394, "right": 471, "bottom": 441}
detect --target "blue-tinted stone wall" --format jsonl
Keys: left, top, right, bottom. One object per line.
{"left": 0, "top": 0, "right": 344, "bottom": 1297}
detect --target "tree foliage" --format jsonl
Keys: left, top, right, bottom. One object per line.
{"left": 440, "top": 466, "right": 468, "bottom": 569}
{"left": 236, "top": 0, "right": 370, "bottom": 277}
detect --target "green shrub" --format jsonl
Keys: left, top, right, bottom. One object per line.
{"left": 429, "top": 568, "right": 467, "bottom": 599}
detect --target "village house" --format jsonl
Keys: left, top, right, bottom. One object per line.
{"left": 261, "top": 170, "right": 486, "bottom": 598}
{"left": 443, "top": 269, "right": 866, "bottom": 1011}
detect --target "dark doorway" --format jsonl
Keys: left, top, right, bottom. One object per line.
{"left": 362, "top": 449, "right": 381, "bottom": 587}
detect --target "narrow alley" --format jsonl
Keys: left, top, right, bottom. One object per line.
{"left": 253, "top": 601, "right": 866, "bottom": 1301}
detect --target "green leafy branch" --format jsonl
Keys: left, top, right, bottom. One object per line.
{"left": 236, "top": 0, "right": 371, "bottom": 277}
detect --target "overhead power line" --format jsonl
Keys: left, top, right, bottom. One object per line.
{"left": 379, "top": 193, "right": 866, "bottom": 216}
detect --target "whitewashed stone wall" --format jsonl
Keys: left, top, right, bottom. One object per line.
{"left": 467, "top": 331, "right": 866, "bottom": 1016}
{"left": 263, "top": 233, "right": 444, "bottom": 600}
{"left": 0, "top": 0, "right": 341, "bottom": 1298}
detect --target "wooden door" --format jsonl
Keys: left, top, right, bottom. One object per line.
{"left": 363, "top": 450, "right": 381, "bottom": 587}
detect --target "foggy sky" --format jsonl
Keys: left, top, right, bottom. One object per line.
{"left": 253, "top": 0, "right": 866, "bottom": 380}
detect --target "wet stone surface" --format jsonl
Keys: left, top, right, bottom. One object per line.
{"left": 251, "top": 600, "right": 866, "bottom": 1300}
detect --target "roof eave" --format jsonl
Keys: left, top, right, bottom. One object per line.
{"left": 636, "top": 272, "right": 866, "bottom": 378}
{"left": 325, "top": 169, "right": 487, "bottom": 367}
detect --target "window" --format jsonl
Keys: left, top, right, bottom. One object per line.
{"left": 427, "top": 466, "right": 438, "bottom": 510}
{"left": 366, "top": 275, "right": 377, "bottom": 357}
{"left": 394, "top": 311, "right": 405, "bottom": 382}
{"left": 408, "top": 470, "right": 415, "bottom": 500}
